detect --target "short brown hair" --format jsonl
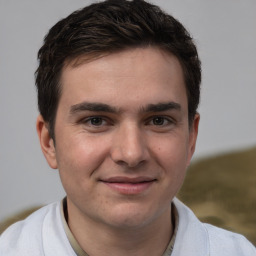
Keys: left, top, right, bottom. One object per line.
{"left": 35, "top": 0, "right": 201, "bottom": 139}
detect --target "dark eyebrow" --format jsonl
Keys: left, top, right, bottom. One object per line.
{"left": 70, "top": 102, "right": 118, "bottom": 114}
{"left": 70, "top": 101, "right": 181, "bottom": 115}
{"left": 142, "top": 102, "right": 181, "bottom": 113}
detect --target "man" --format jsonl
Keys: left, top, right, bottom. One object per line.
{"left": 0, "top": 0, "right": 255, "bottom": 255}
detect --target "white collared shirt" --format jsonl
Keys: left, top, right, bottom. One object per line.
{"left": 0, "top": 198, "right": 255, "bottom": 256}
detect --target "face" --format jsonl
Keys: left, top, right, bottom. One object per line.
{"left": 37, "top": 47, "right": 199, "bottom": 230}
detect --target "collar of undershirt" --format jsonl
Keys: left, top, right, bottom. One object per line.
{"left": 60, "top": 197, "right": 179, "bottom": 256}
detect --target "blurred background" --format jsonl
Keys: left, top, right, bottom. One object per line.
{"left": 0, "top": 0, "right": 255, "bottom": 243}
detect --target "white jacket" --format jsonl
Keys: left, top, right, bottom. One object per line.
{"left": 0, "top": 198, "right": 255, "bottom": 256}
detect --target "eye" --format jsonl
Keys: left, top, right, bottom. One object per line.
{"left": 149, "top": 116, "right": 172, "bottom": 126}
{"left": 79, "top": 116, "right": 113, "bottom": 132}
{"left": 152, "top": 116, "right": 166, "bottom": 126}
{"left": 144, "top": 115, "right": 176, "bottom": 132}
{"left": 89, "top": 117, "right": 104, "bottom": 126}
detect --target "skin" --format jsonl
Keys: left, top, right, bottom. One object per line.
{"left": 37, "top": 47, "right": 199, "bottom": 256}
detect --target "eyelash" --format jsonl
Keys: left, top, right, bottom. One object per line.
{"left": 81, "top": 116, "right": 111, "bottom": 127}
{"left": 146, "top": 116, "right": 174, "bottom": 126}
{"left": 80, "top": 115, "right": 174, "bottom": 127}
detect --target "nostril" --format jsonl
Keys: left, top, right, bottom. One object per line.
{"left": 115, "top": 158, "right": 146, "bottom": 169}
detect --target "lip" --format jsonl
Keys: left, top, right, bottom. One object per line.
{"left": 99, "top": 176, "right": 157, "bottom": 195}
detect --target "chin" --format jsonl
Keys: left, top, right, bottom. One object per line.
{"left": 103, "top": 203, "right": 161, "bottom": 229}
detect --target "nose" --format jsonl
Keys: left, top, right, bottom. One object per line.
{"left": 110, "top": 123, "right": 149, "bottom": 168}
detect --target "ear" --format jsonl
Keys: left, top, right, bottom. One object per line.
{"left": 36, "top": 115, "right": 58, "bottom": 169}
{"left": 186, "top": 113, "right": 200, "bottom": 167}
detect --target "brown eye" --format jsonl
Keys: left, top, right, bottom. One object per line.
{"left": 152, "top": 117, "right": 165, "bottom": 125}
{"left": 90, "top": 117, "right": 103, "bottom": 126}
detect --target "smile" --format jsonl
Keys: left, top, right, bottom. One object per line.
{"left": 99, "top": 177, "right": 157, "bottom": 195}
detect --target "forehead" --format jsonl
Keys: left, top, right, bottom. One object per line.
{"left": 59, "top": 47, "right": 187, "bottom": 110}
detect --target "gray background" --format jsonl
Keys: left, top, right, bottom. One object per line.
{"left": 1, "top": 0, "right": 256, "bottom": 222}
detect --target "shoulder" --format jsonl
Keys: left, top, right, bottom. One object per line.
{"left": 0, "top": 202, "right": 62, "bottom": 256}
{"left": 203, "top": 223, "right": 256, "bottom": 256}
{"left": 172, "top": 198, "right": 256, "bottom": 256}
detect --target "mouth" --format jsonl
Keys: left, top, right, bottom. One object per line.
{"left": 99, "top": 176, "right": 157, "bottom": 195}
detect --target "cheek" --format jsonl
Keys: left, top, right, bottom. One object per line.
{"left": 151, "top": 135, "right": 189, "bottom": 184}
{"left": 56, "top": 139, "right": 109, "bottom": 208}
{"left": 56, "top": 135, "right": 110, "bottom": 183}
{"left": 152, "top": 134, "right": 189, "bottom": 165}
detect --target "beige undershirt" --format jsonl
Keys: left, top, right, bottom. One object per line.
{"left": 60, "top": 198, "right": 178, "bottom": 256}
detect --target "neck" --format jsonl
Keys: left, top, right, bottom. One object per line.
{"left": 67, "top": 200, "right": 173, "bottom": 256}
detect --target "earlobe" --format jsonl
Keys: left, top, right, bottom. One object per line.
{"left": 36, "top": 115, "right": 58, "bottom": 169}
{"left": 187, "top": 114, "right": 200, "bottom": 167}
